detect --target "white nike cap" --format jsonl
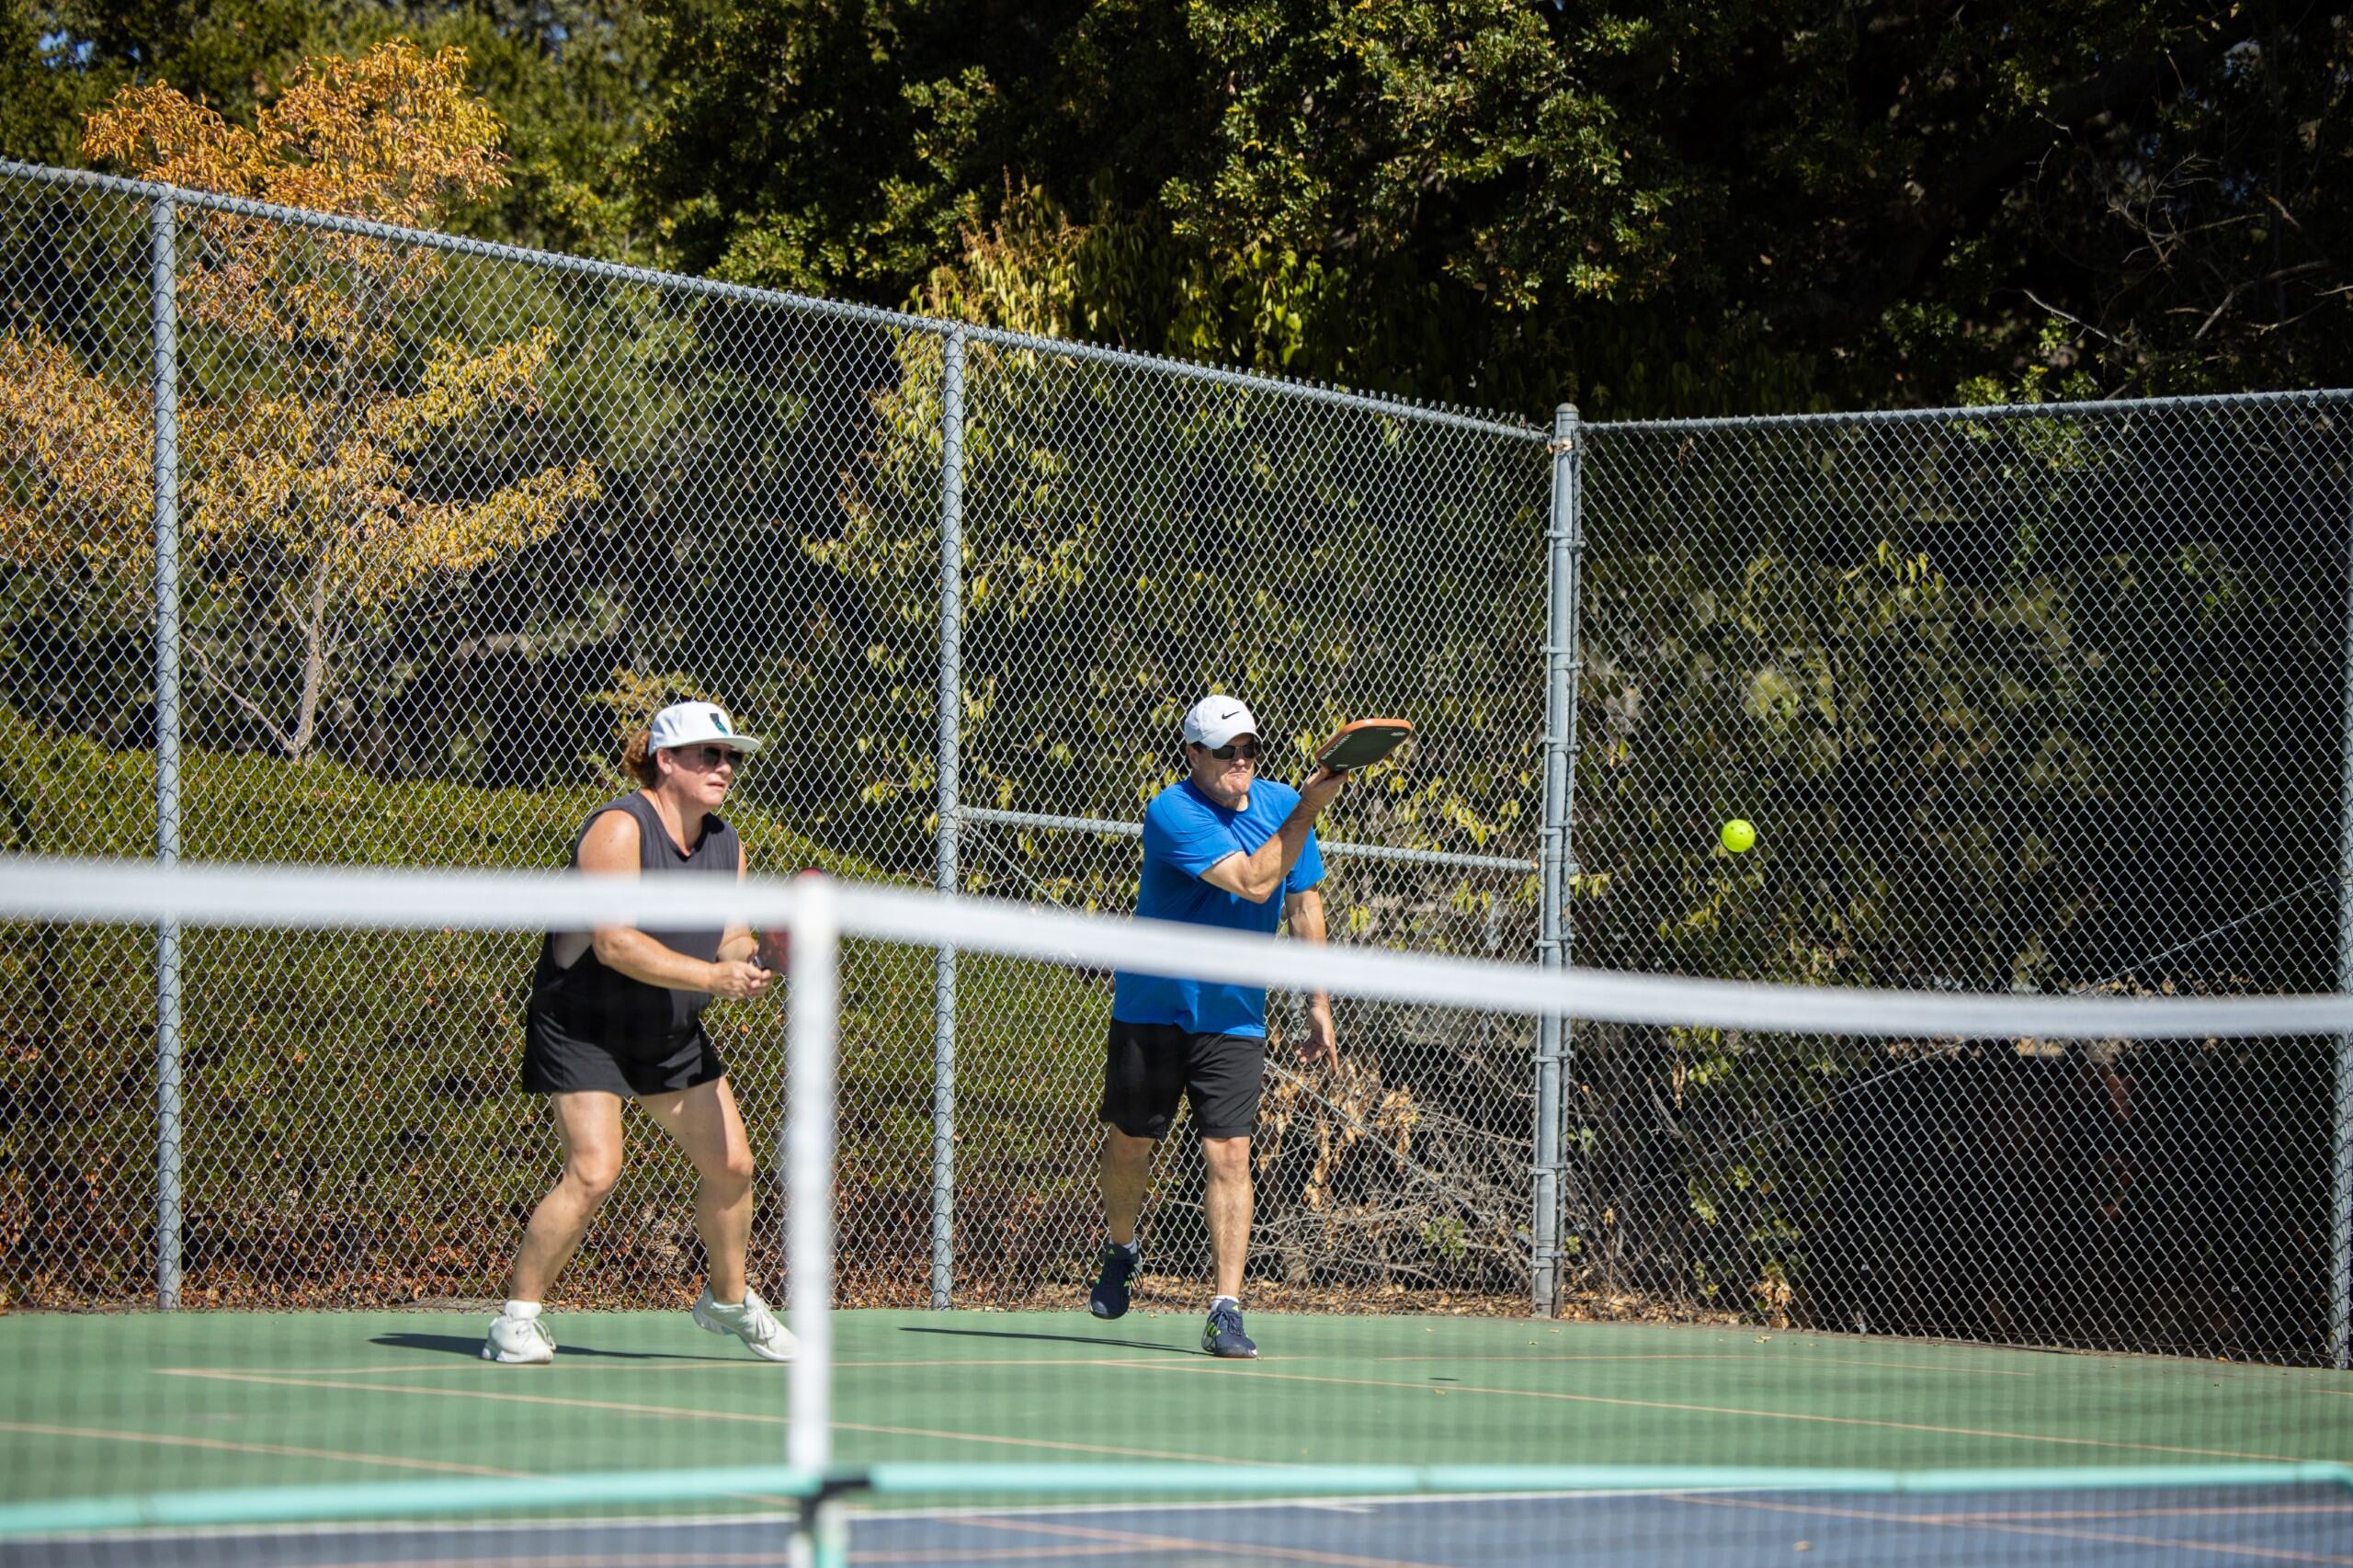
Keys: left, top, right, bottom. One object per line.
{"left": 1180, "top": 694, "right": 1258, "bottom": 750}
{"left": 647, "top": 699, "right": 763, "bottom": 755}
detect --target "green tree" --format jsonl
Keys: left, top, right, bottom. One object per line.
{"left": 3, "top": 0, "right": 335, "bottom": 164}
{"left": 22, "top": 3, "right": 2345, "bottom": 412}
{"left": 3, "top": 1, "right": 663, "bottom": 262}
{"left": 638, "top": 1, "right": 2351, "bottom": 416}
{"left": 0, "top": 38, "right": 600, "bottom": 758}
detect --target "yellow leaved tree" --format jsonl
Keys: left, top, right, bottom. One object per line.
{"left": 0, "top": 39, "right": 598, "bottom": 757}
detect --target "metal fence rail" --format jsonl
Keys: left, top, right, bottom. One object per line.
{"left": 4, "top": 158, "right": 2350, "bottom": 1367}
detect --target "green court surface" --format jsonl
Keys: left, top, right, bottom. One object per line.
{"left": 6, "top": 1306, "right": 2353, "bottom": 1513}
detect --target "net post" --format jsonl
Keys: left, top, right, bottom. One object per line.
{"left": 1534, "top": 402, "right": 1584, "bottom": 1319}
{"left": 148, "top": 193, "right": 184, "bottom": 1312}
{"left": 787, "top": 873, "right": 841, "bottom": 1565}
{"left": 2336, "top": 491, "right": 2353, "bottom": 1370}
{"left": 930, "top": 325, "right": 967, "bottom": 1312}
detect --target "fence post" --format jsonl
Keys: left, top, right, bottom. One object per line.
{"left": 1533, "top": 403, "right": 1584, "bottom": 1318}
{"left": 930, "top": 327, "right": 968, "bottom": 1312}
{"left": 2335, "top": 499, "right": 2353, "bottom": 1369}
{"left": 149, "top": 195, "right": 184, "bottom": 1312}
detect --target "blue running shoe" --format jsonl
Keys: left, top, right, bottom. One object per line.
{"left": 1088, "top": 1241, "right": 1138, "bottom": 1320}
{"left": 1202, "top": 1300, "right": 1257, "bottom": 1358}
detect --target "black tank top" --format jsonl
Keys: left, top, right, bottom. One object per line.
{"left": 527, "top": 793, "right": 743, "bottom": 1051}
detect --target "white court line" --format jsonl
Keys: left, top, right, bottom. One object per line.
{"left": 239, "top": 1555, "right": 793, "bottom": 1568}
{"left": 169, "top": 1355, "right": 1182, "bottom": 1379}
{"left": 849, "top": 1547, "right": 1141, "bottom": 1564}
{"left": 152, "top": 1358, "right": 2339, "bottom": 1471}
{"left": 160, "top": 1349, "right": 2053, "bottom": 1381}
{"left": 948, "top": 1511, "right": 1449, "bottom": 1568}
{"left": 8, "top": 1489, "right": 1677, "bottom": 1550}
{"left": 1108, "top": 1361, "right": 2336, "bottom": 1465}
{"left": 1359, "top": 1352, "right": 2040, "bottom": 1377}
{"left": 153, "top": 1369, "right": 1296, "bottom": 1467}
{"left": 0, "top": 1420, "right": 527, "bottom": 1479}
{"left": 34, "top": 1485, "right": 2339, "bottom": 1567}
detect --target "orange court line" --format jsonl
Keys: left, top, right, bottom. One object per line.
{"left": 1674, "top": 1493, "right": 2353, "bottom": 1565}
{"left": 1110, "top": 1361, "right": 2325, "bottom": 1464}
{"left": 0, "top": 1420, "right": 527, "bottom": 1479}
{"left": 153, "top": 1369, "right": 1282, "bottom": 1467}
{"left": 1929, "top": 1497, "right": 2353, "bottom": 1516}
{"left": 851, "top": 1550, "right": 1137, "bottom": 1563}
{"left": 1970, "top": 1523, "right": 2350, "bottom": 1561}
{"left": 953, "top": 1511, "right": 1451, "bottom": 1568}
{"left": 1941, "top": 1505, "right": 2353, "bottom": 1523}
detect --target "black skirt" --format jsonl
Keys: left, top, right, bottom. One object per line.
{"left": 521, "top": 1015, "right": 726, "bottom": 1098}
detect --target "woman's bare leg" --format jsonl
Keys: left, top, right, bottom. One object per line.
{"left": 505, "top": 1091, "right": 627, "bottom": 1301}
{"left": 642, "top": 1076, "right": 757, "bottom": 1301}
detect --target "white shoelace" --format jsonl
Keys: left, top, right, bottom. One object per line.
{"left": 497, "top": 1314, "right": 553, "bottom": 1352}
{"left": 714, "top": 1292, "right": 786, "bottom": 1344}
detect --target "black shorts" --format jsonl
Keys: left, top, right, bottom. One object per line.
{"left": 1100, "top": 1019, "right": 1267, "bottom": 1140}
{"left": 520, "top": 1017, "right": 726, "bottom": 1098}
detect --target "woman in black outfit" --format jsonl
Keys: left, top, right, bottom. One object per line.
{"left": 483, "top": 700, "right": 791, "bottom": 1364}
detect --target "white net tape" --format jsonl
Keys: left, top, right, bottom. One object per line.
{"left": 7, "top": 857, "right": 2350, "bottom": 1040}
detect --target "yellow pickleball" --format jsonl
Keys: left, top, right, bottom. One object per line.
{"left": 1720, "top": 818, "right": 1756, "bottom": 854}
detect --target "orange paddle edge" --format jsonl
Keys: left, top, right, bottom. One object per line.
{"left": 1313, "top": 717, "right": 1415, "bottom": 774}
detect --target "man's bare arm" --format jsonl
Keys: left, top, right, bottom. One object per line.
{"left": 1198, "top": 768, "right": 1347, "bottom": 903}
{"left": 1284, "top": 887, "right": 1337, "bottom": 1066}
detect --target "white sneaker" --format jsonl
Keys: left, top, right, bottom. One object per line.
{"left": 481, "top": 1310, "right": 556, "bottom": 1365}
{"left": 691, "top": 1287, "right": 797, "bottom": 1362}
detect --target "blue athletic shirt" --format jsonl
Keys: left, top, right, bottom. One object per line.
{"left": 1109, "top": 778, "right": 1324, "bottom": 1038}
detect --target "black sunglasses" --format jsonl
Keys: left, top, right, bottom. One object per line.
{"left": 1204, "top": 740, "right": 1260, "bottom": 760}
{"left": 679, "top": 744, "right": 740, "bottom": 769}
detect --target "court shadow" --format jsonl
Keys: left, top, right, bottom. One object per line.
{"left": 898, "top": 1324, "right": 1205, "bottom": 1358}
{"left": 371, "top": 1332, "right": 745, "bottom": 1363}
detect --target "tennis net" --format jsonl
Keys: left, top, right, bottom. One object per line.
{"left": 3, "top": 857, "right": 2351, "bottom": 1567}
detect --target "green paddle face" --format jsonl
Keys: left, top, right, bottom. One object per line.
{"left": 1314, "top": 718, "right": 1414, "bottom": 773}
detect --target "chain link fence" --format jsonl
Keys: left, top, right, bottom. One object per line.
{"left": 1571, "top": 403, "right": 2353, "bottom": 1363}
{"left": 0, "top": 161, "right": 1557, "bottom": 1322}
{"left": 4, "top": 160, "right": 2351, "bottom": 1366}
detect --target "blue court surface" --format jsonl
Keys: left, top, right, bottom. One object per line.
{"left": 8, "top": 1483, "right": 2351, "bottom": 1566}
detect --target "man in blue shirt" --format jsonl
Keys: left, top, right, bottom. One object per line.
{"left": 1089, "top": 694, "right": 1347, "bottom": 1358}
